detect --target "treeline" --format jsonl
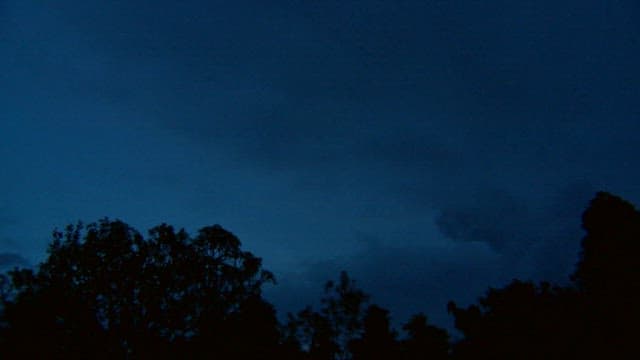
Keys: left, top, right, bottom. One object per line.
{"left": 0, "top": 191, "right": 638, "bottom": 358}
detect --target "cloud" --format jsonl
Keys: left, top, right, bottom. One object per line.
{"left": 267, "top": 181, "right": 597, "bottom": 329}
{"left": 434, "top": 183, "right": 597, "bottom": 283}
{"left": 527, "top": 182, "right": 597, "bottom": 282}
{"left": 435, "top": 189, "right": 530, "bottom": 252}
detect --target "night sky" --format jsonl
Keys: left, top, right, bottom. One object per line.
{"left": 1, "top": 1, "right": 639, "bottom": 328}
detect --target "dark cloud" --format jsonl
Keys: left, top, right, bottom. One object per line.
{"left": 434, "top": 183, "right": 599, "bottom": 283}
{"left": 8, "top": 0, "right": 637, "bottom": 190}
{"left": 268, "top": 183, "right": 597, "bottom": 329}
{"left": 527, "top": 182, "right": 597, "bottom": 282}
{"left": 435, "top": 189, "right": 530, "bottom": 252}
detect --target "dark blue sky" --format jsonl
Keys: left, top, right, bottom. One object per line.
{"left": 1, "top": 0, "right": 639, "bottom": 328}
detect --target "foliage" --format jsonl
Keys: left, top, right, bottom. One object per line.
{"left": 447, "top": 281, "right": 584, "bottom": 359}
{"left": 573, "top": 192, "right": 640, "bottom": 296}
{"left": 448, "top": 191, "right": 640, "bottom": 358}
{"left": 0, "top": 219, "right": 276, "bottom": 357}
{"left": 286, "top": 271, "right": 370, "bottom": 359}
{"left": 401, "top": 313, "right": 449, "bottom": 359}
{"left": 348, "top": 304, "right": 398, "bottom": 360}
{"left": 3, "top": 191, "right": 637, "bottom": 358}
{"left": 285, "top": 272, "right": 451, "bottom": 360}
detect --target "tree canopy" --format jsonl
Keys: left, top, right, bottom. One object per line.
{"left": 1, "top": 191, "right": 639, "bottom": 358}
{"left": 448, "top": 191, "right": 640, "bottom": 358}
{"left": 0, "top": 220, "right": 277, "bottom": 358}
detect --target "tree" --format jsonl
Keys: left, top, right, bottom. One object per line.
{"left": 447, "top": 280, "right": 585, "bottom": 359}
{"left": 0, "top": 219, "right": 278, "bottom": 358}
{"left": 348, "top": 304, "right": 399, "bottom": 360}
{"left": 287, "top": 271, "right": 370, "bottom": 360}
{"left": 448, "top": 192, "right": 640, "bottom": 358}
{"left": 400, "top": 313, "right": 449, "bottom": 360}
{"left": 570, "top": 191, "right": 640, "bottom": 356}
{"left": 572, "top": 191, "right": 640, "bottom": 297}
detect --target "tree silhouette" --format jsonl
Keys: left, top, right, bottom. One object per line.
{"left": 283, "top": 272, "right": 453, "bottom": 360}
{"left": 573, "top": 192, "right": 640, "bottom": 297}
{"left": 6, "top": 191, "right": 638, "bottom": 358}
{"left": 447, "top": 281, "right": 585, "bottom": 359}
{"left": 348, "top": 304, "right": 399, "bottom": 360}
{"left": 448, "top": 191, "right": 640, "bottom": 358}
{"left": 570, "top": 191, "right": 640, "bottom": 356}
{"left": 400, "top": 313, "right": 449, "bottom": 360}
{"left": 286, "top": 271, "right": 370, "bottom": 359}
{"left": 0, "top": 219, "right": 278, "bottom": 357}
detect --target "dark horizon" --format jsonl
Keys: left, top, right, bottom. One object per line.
{"left": 2, "top": 191, "right": 639, "bottom": 358}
